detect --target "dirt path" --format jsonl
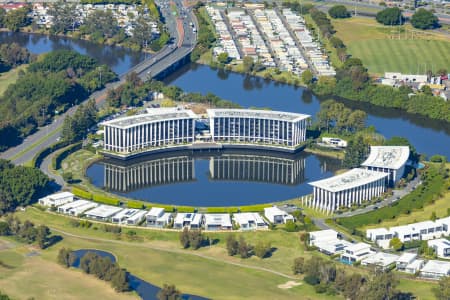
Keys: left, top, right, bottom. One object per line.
{"left": 50, "top": 228, "right": 297, "bottom": 280}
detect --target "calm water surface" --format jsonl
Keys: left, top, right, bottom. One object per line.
{"left": 87, "top": 150, "right": 341, "bottom": 206}
{"left": 0, "top": 32, "right": 146, "bottom": 75}
{"left": 164, "top": 64, "right": 450, "bottom": 158}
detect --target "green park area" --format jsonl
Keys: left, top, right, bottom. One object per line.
{"left": 332, "top": 17, "right": 450, "bottom": 75}
{"left": 0, "top": 208, "right": 439, "bottom": 299}
{"left": 0, "top": 65, "right": 26, "bottom": 97}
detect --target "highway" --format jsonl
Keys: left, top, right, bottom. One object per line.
{"left": 0, "top": 0, "right": 197, "bottom": 173}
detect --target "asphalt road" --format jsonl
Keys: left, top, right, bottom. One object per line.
{"left": 0, "top": 0, "right": 196, "bottom": 169}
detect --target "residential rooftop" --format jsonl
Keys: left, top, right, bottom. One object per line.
{"left": 207, "top": 109, "right": 310, "bottom": 122}
{"left": 102, "top": 108, "right": 197, "bottom": 129}
{"left": 85, "top": 205, "right": 123, "bottom": 218}
{"left": 361, "top": 146, "right": 410, "bottom": 170}
{"left": 308, "top": 168, "right": 388, "bottom": 192}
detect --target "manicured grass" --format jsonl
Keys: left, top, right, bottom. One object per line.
{"left": 365, "top": 185, "right": 450, "bottom": 230}
{"left": 333, "top": 17, "right": 450, "bottom": 75}
{"left": 0, "top": 65, "right": 26, "bottom": 97}
{"left": 336, "top": 163, "right": 449, "bottom": 232}
{"left": 0, "top": 240, "right": 138, "bottom": 300}
{"left": 397, "top": 278, "right": 438, "bottom": 300}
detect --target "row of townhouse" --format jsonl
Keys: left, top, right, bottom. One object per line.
{"left": 281, "top": 9, "right": 335, "bottom": 77}
{"left": 310, "top": 229, "right": 450, "bottom": 279}
{"left": 39, "top": 192, "right": 295, "bottom": 230}
{"left": 366, "top": 216, "right": 450, "bottom": 249}
{"left": 30, "top": 3, "right": 159, "bottom": 37}
{"left": 252, "top": 9, "right": 307, "bottom": 75}
{"left": 205, "top": 6, "right": 241, "bottom": 60}
{"left": 225, "top": 9, "right": 274, "bottom": 67}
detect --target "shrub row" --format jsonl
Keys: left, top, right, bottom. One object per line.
{"left": 239, "top": 204, "right": 273, "bottom": 212}
{"left": 205, "top": 207, "right": 239, "bottom": 213}
{"left": 92, "top": 194, "right": 120, "bottom": 206}
{"left": 127, "top": 200, "right": 144, "bottom": 209}
{"left": 72, "top": 186, "right": 93, "bottom": 200}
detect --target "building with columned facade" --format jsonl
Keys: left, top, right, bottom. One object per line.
{"left": 102, "top": 108, "right": 197, "bottom": 155}
{"left": 207, "top": 109, "right": 310, "bottom": 149}
{"left": 308, "top": 168, "right": 388, "bottom": 213}
{"left": 361, "top": 146, "right": 409, "bottom": 187}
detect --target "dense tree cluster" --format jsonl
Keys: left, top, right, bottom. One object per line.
{"left": 293, "top": 256, "right": 401, "bottom": 299}
{"left": 61, "top": 99, "right": 98, "bottom": 143}
{"left": 79, "top": 251, "right": 129, "bottom": 292}
{"left": 107, "top": 77, "right": 241, "bottom": 109}
{"left": 282, "top": 1, "right": 315, "bottom": 15}
{"left": 315, "top": 99, "right": 367, "bottom": 134}
{"left": 0, "top": 160, "right": 50, "bottom": 214}
{"left": 376, "top": 7, "right": 404, "bottom": 25}
{"left": 191, "top": 3, "right": 216, "bottom": 62}
{"left": 411, "top": 8, "right": 439, "bottom": 29}
{"left": 57, "top": 247, "right": 77, "bottom": 268}
{"left": 328, "top": 5, "right": 351, "bottom": 19}
{"left": 435, "top": 276, "right": 450, "bottom": 300}
{"left": 0, "top": 43, "right": 32, "bottom": 69}
{"left": 0, "top": 50, "right": 116, "bottom": 151}
{"left": 343, "top": 135, "right": 369, "bottom": 168}
{"left": 157, "top": 284, "right": 182, "bottom": 300}
{"left": 310, "top": 8, "right": 335, "bottom": 38}
{"left": 0, "top": 6, "right": 31, "bottom": 32}
{"left": 0, "top": 216, "right": 52, "bottom": 249}
{"left": 179, "top": 228, "right": 206, "bottom": 250}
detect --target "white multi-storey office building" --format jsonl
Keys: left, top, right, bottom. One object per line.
{"left": 207, "top": 109, "right": 310, "bottom": 149}
{"left": 308, "top": 168, "right": 388, "bottom": 213}
{"left": 102, "top": 108, "right": 197, "bottom": 155}
{"left": 361, "top": 146, "right": 409, "bottom": 186}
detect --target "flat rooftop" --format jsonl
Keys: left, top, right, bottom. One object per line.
{"left": 361, "top": 146, "right": 410, "bottom": 170}
{"left": 102, "top": 108, "right": 197, "bottom": 129}
{"left": 207, "top": 109, "right": 310, "bottom": 122}
{"left": 309, "top": 168, "right": 388, "bottom": 193}
{"left": 421, "top": 260, "right": 450, "bottom": 274}
{"left": 85, "top": 205, "right": 123, "bottom": 218}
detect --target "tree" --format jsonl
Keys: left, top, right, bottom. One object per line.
{"left": 4, "top": 7, "right": 30, "bottom": 32}
{"left": 81, "top": 9, "right": 119, "bottom": 41}
{"left": 179, "top": 227, "right": 190, "bottom": 248}
{"left": 36, "top": 225, "right": 51, "bottom": 249}
{"left": 431, "top": 211, "right": 437, "bottom": 222}
{"left": 292, "top": 257, "right": 305, "bottom": 274}
{"left": 360, "top": 270, "right": 398, "bottom": 300}
{"left": 242, "top": 56, "right": 254, "bottom": 73}
{"left": 343, "top": 136, "right": 368, "bottom": 168}
{"left": 411, "top": 9, "right": 439, "bottom": 29}
{"left": 254, "top": 241, "right": 271, "bottom": 258}
{"left": 111, "top": 268, "right": 129, "bottom": 292}
{"left": 389, "top": 237, "right": 404, "bottom": 251}
{"left": 217, "top": 52, "right": 229, "bottom": 65}
{"left": 188, "top": 229, "right": 204, "bottom": 250}
{"left": 301, "top": 69, "right": 313, "bottom": 85}
{"left": 0, "top": 222, "right": 10, "bottom": 236}
{"left": 238, "top": 236, "right": 252, "bottom": 258}
{"left": 157, "top": 284, "right": 181, "bottom": 300}
{"left": 226, "top": 234, "right": 239, "bottom": 256}
{"left": 47, "top": 2, "right": 78, "bottom": 34}
{"left": 434, "top": 276, "right": 450, "bottom": 300}
{"left": 0, "top": 43, "right": 31, "bottom": 67}
{"left": 57, "top": 247, "right": 74, "bottom": 268}
{"left": 375, "top": 7, "right": 403, "bottom": 25}
{"left": 328, "top": 5, "right": 350, "bottom": 18}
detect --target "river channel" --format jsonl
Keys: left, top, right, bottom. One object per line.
{"left": 1, "top": 32, "right": 448, "bottom": 157}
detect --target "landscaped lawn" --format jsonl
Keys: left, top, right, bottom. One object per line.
{"left": 0, "top": 65, "right": 26, "bottom": 97}
{"left": 333, "top": 17, "right": 450, "bottom": 75}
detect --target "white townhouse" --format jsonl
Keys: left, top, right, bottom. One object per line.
{"left": 420, "top": 260, "right": 450, "bottom": 279}
{"left": 428, "top": 239, "right": 450, "bottom": 259}
{"left": 366, "top": 228, "right": 396, "bottom": 249}
{"left": 39, "top": 192, "right": 74, "bottom": 207}
{"left": 361, "top": 252, "right": 399, "bottom": 271}
{"left": 146, "top": 207, "right": 165, "bottom": 226}
{"left": 112, "top": 208, "right": 140, "bottom": 224}
{"left": 340, "top": 242, "right": 374, "bottom": 264}
{"left": 84, "top": 205, "right": 123, "bottom": 221}
{"left": 264, "top": 206, "right": 295, "bottom": 224}
{"left": 58, "top": 200, "right": 93, "bottom": 214}
{"left": 173, "top": 213, "right": 203, "bottom": 229}
{"left": 126, "top": 210, "right": 147, "bottom": 225}
{"left": 233, "top": 213, "right": 268, "bottom": 230}
{"left": 309, "top": 229, "right": 352, "bottom": 255}
{"left": 203, "top": 214, "right": 232, "bottom": 231}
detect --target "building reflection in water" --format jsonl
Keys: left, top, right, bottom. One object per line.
{"left": 102, "top": 150, "right": 312, "bottom": 192}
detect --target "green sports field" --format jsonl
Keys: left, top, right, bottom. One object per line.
{"left": 333, "top": 17, "right": 450, "bottom": 75}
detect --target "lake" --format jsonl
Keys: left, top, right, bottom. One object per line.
{"left": 87, "top": 149, "right": 341, "bottom": 206}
